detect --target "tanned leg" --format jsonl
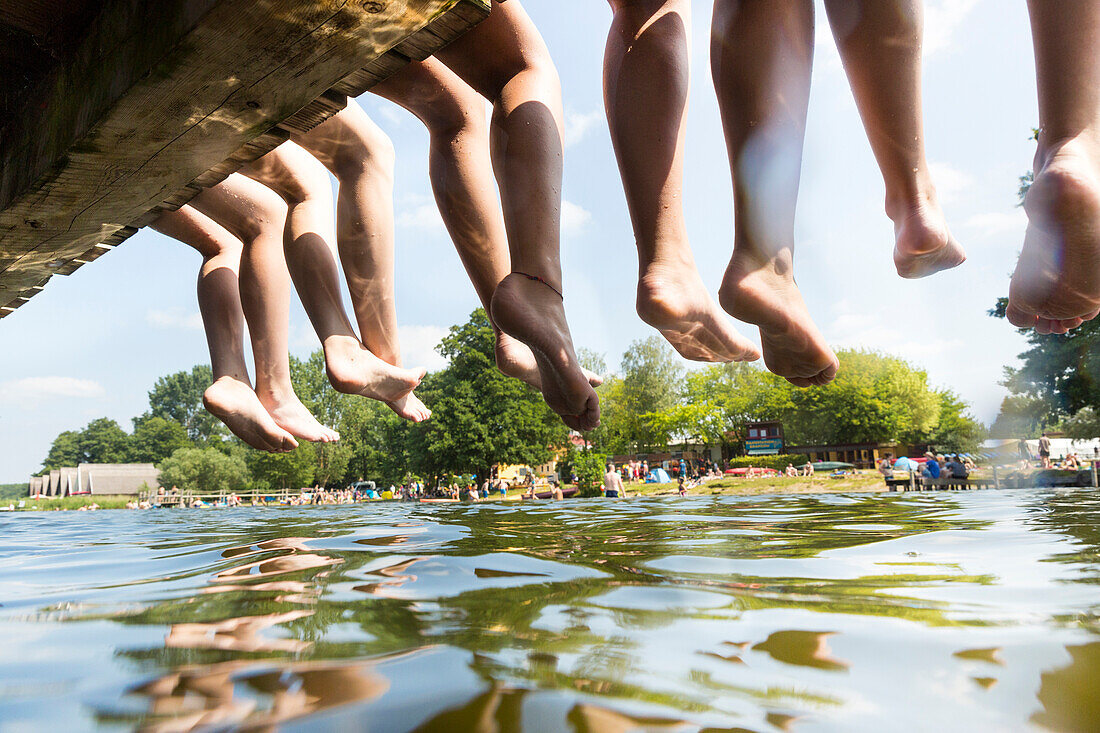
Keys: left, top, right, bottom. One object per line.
{"left": 824, "top": 0, "right": 965, "bottom": 278}
{"left": 151, "top": 207, "right": 298, "bottom": 452}
{"left": 711, "top": 0, "right": 839, "bottom": 387}
{"left": 243, "top": 141, "right": 425, "bottom": 408}
{"left": 293, "top": 103, "right": 430, "bottom": 422}
{"left": 372, "top": 57, "right": 603, "bottom": 389}
{"left": 188, "top": 173, "right": 340, "bottom": 441}
{"left": 1006, "top": 0, "right": 1100, "bottom": 334}
{"left": 436, "top": 0, "right": 599, "bottom": 431}
{"left": 604, "top": 0, "right": 759, "bottom": 363}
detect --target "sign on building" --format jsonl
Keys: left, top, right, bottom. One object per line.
{"left": 744, "top": 421, "right": 784, "bottom": 456}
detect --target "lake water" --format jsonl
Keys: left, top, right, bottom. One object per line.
{"left": 1, "top": 489, "right": 1098, "bottom": 732}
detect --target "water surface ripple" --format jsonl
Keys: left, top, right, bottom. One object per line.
{"left": 1, "top": 490, "right": 1099, "bottom": 731}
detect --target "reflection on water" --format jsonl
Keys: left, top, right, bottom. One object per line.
{"left": 1, "top": 490, "right": 1099, "bottom": 731}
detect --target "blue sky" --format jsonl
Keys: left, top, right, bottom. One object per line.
{"left": 0, "top": 0, "right": 1038, "bottom": 482}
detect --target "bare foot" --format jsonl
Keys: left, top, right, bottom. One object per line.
{"left": 387, "top": 391, "right": 432, "bottom": 423}
{"left": 719, "top": 252, "right": 839, "bottom": 387}
{"left": 490, "top": 273, "right": 600, "bottom": 431}
{"left": 495, "top": 331, "right": 603, "bottom": 389}
{"left": 257, "top": 389, "right": 340, "bottom": 443}
{"left": 891, "top": 194, "right": 967, "bottom": 279}
{"left": 323, "top": 335, "right": 424, "bottom": 404}
{"left": 204, "top": 376, "right": 298, "bottom": 452}
{"left": 1007, "top": 138, "right": 1100, "bottom": 334}
{"left": 636, "top": 256, "right": 761, "bottom": 363}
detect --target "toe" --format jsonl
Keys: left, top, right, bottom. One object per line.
{"left": 1059, "top": 317, "right": 1084, "bottom": 331}
{"left": 1035, "top": 318, "right": 1055, "bottom": 335}
{"left": 1005, "top": 303, "right": 1039, "bottom": 329}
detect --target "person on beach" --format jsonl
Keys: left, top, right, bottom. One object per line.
{"left": 603, "top": 0, "right": 963, "bottom": 386}
{"left": 1038, "top": 433, "right": 1052, "bottom": 469}
{"left": 152, "top": 175, "right": 339, "bottom": 452}
{"left": 604, "top": 463, "right": 625, "bottom": 498}
{"left": 1005, "top": 3, "right": 1100, "bottom": 335}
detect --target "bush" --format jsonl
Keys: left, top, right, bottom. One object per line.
{"left": 725, "top": 454, "right": 808, "bottom": 471}
{"left": 573, "top": 450, "right": 607, "bottom": 498}
{"left": 159, "top": 447, "right": 249, "bottom": 494}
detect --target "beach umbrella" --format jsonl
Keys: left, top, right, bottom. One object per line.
{"left": 893, "top": 457, "right": 918, "bottom": 471}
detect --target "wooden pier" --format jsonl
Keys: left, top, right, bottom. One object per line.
{"left": 0, "top": 0, "right": 489, "bottom": 316}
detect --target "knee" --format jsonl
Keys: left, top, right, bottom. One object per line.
{"left": 238, "top": 186, "right": 288, "bottom": 243}
{"left": 422, "top": 87, "right": 487, "bottom": 142}
{"left": 482, "top": 52, "right": 560, "bottom": 104}
{"left": 330, "top": 127, "right": 395, "bottom": 184}
{"left": 279, "top": 155, "right": 333, "bottom": 209}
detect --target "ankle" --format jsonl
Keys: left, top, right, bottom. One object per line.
{"left": 884, "top": 177, "right": 938, "bottom": 223}
{"left": 729, "top": 246, "right": 794, "bottom": 279}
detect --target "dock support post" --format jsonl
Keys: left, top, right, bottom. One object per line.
{"left": 992, "top": 463, "right": 1000, "bottom": 490}
{"left": 1091, "top": 460, "right": 1098, "bottom": 488}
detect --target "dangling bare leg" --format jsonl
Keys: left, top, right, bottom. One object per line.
{"left": 435, "top": 0, "right": 599, "bottom": 431}
{"left": 824, "top": 0, "right": 965, "bottom": 278}
{"left": 292, "top": 104, "right": 431, "bottom": 422}
{"left": 371, "top": 57, "right": 603, "bottom": 389}
{"left": 243, "top": 141, "right": 425, "bottom": 409}
{"left": 711, "top": 0, "right": 839, "bottom": 387}
{"left": 604, "top": 0, "right": 760, "bottom": 363}
{"left": 151, "top": 207, "right": 298, "bottom": 452}
{"left": 187, "top": 174, "right": 340, "bottom": 441}
{"left": 1006, "top": 0, "right": 1100, "bottom": 334}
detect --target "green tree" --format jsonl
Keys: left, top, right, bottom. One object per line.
{"left": 927, "top": 390, "right": 984, "bottom": 452}
{"left": 247, "top": 445, "right": 317, "bottom": 491}
{"left": 409, "top": 309, "right": 568, "bottom": 482}
{"left": 145, "top": 365, "right": 225, "bottom": 442}
{"left": 128, "top": 416, "right": 190, "bottom": 463}
{"left": 573, "top": 449, "right": 607, "bottom": 498}
{"left": 600, "top": 337, "right": 684, "bottom": 453}
{"left": 158, "top": 447, "right": 248, "bottom": 493}
{"left": 42, "top": 430, "right": 82, "bottom": 471}
{"left": 989, "top": 298, "right": 1100, "bottom": 430}
{"left": 77, "top": 418, "right": 131, "bottom": 464}
{"left": 784, "top": 350, "right": 941, "bottom": 445}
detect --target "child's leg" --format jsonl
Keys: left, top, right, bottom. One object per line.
{"left": 291, "top": 104, "right": 430, "bottom": 423}
{"left": 604, "top": 0, "right": 759, "bottom": 363}
{"left": 243, "top": 141, "right": 425, "bottom": 408}
{"left": 711, "top": 0, "right": 838, "bottom": 387}
{"left": 372, "top": 58, "right": 604, "bottom": 389}
{"left": 434, "top": 0, "right": 599, "bottom": 431}
{"left": 373, "top": 59, "right": 539, "bottom": 388}
{"left": 150, "top": 207, "right": 298, "bottom": 452}
{"left": 823, "top": 0, "right": 965, "bottom": 278}
{"left": 1006, "top": 0, "right": 1100, "bottom": 333}
{"left": 187, "top": 173, "right": 341, "bottom": 441}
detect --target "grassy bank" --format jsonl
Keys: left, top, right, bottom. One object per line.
{"left": 14, "top": 496, "right": 133, "bottom": 511}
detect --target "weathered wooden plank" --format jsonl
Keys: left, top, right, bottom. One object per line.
{"left": 0, "top": 0, "right": 489, "bottom": 316}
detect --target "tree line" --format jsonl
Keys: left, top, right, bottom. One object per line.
{"left": 38, "top": 309, "right": 984, "bottom": 493}
{"left": 583, "top": 337, "right": 983, "bottom": 457}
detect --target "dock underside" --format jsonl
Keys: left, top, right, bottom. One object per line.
{"left": 0, "top": 0, "right": 489, "bottom": 317}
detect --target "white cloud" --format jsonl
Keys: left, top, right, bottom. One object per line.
{"left": 398, "top": 325, "right": 449, "bottom": 372}
{"left": 146, "top": 308, "right": 203, "bottom": 330}
{"left": 963, "top": 209, "right": 1027, "bottom": 238}
{"left": 397, "top": 203, "right": 447, "bottom": 234}
{"left": 928, "top": 161, "right": 973, "bottom": 204}
{"left": 564, "top": 109, "right": 603, "bottom": 149}
{"left": 0, "top": 376, "right": 106, "bottom": 405}
{"left": 561, "top": 200, "right": 593, "bottom": 234}
{"left": 924, "top": 0, "right": 981, "bottom": 57}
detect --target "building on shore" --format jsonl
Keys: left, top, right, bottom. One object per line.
{"left": 28, "top": 464, "right": 160, "bottom": 498}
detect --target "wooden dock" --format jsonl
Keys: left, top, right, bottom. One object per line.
{"left": 885, "top": 476, "right": 998, "bottom": 492}
{"left": 0, "top": 0, "right": 489, "bottom": 316}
